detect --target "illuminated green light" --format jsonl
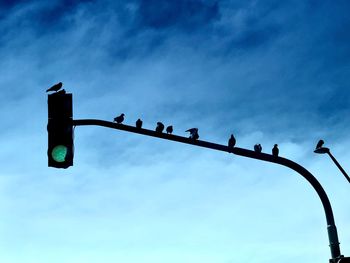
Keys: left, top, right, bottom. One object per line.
{"left": 51, "top": 145, "right": 68, "bottom": 162}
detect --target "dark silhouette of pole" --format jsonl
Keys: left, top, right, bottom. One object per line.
{"left": 315, "top": 147, "right": 350, "bottom": 184}
{"left": 327, "top": 151, "right": 350, "bottom": 184}
{"left": 73, "top": 119, "right": 343, "bottom": 262}
{"left": 327, "top": 151, "right": 350, "bottom": 183}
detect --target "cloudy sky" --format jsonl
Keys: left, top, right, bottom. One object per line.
{"left": 0, "top": 0, "right": 349, "bottom": 262}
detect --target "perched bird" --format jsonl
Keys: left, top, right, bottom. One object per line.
{"left": 272, "top": 144, "right": 279, "bottom": 157}
{"left": 114, "top": 113, "right": 125, "bottom": 124}
{"left": 136, "top": 118, "right": 143, "bottom": 129}
{"left": 166, "top": 125, "right": 173, "bottom": 134}
{"left": 156, "top": 122, "right": 165, "bottom": 133}
{"left": 186, "top": 128, "right": 199, "bottom": 140}
{"left": 228, "top": 134, "right": 236, "bottom": 150}
{"left": 254, "top": 144, "right": 262, "bottom": 153}
{"left": 315, "top": 139, "right": 324, "bottom": 149}
{"left": 46, "top": 82, "right": 63, "bottom": 92}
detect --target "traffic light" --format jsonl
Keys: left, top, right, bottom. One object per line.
{"left": 47, "top": 91, "right": 74, "bottom": 168}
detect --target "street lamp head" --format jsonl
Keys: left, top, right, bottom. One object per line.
{"left": 314, "top": 147, "right": 330, "bottom": 154}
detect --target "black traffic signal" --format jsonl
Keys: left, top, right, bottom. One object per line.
{"left": 47, "top": 91, "right": 74, "bottom": 168}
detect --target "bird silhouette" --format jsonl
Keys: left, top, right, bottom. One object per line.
{"left": 315, "top": 139, "right": 324, "bottom": 149}
{"left": 186, "top": 128, "right": 199, "bottom": 140}
{"left": 114, "top": 113, "right": 125, "bottom": 124}
{"left": 156, "top": 122, "right": 165, "bottom": 133}
{"left": 136, "top": 118, "right": 143, "bottom": 129}
{"left": 228, "top": 134, "right": 236, "bottom": 150}
{"left": 254, "top": 144, "right": 262, "bottom": 153}
{"left": 46, "top": 82, "right": 63, "bottom": 92}
{"left": 166, "top": 125, "right": 173, "bottom": 134}
{"left": 272, "top": 144, "right": 279, "bottom": 157}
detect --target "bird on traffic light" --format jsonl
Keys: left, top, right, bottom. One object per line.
{"left": 315, "top": 139, "right": 324, "bottom": 149}
{"left": 46, "top": 82, "right": 63, "bottom": 92}
{"left": 166, "top": 125, "right": 173, "bottom": 134}
{"left": 228, "top": 134, "right": 236, "bottom": 150}
{"left": 186, "top": 128, "right": 199, "bottom": 140}
{"left": 254, "top": 144, "right": 262, "bottom": 153}
{"left": 114, "top": 113, "right": 125, "bottom": 124}
{"left": 136, "top": 118, "right": 143, "bottom": 129}
{"left": 272, "top": 144, "right": 279, "bottom": 157}
{"left": 156, "top": 122, "right": 165, "bottom": 133}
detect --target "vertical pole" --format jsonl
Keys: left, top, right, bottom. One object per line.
{"left": 231, "top": 148, "right": 343, "bottom": 261}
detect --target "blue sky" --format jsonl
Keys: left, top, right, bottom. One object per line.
{"left": 0, "top": 0, "right": 349, "bottom": 262}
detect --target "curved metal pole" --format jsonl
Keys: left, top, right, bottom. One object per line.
{"left": 232, "top": 148, "right": 342, "bottom": 260}
{"left": 73, "top": 119, "right": 342, "bottom": 261}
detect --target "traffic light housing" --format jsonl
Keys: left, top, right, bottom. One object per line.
{"left": 47, "top": 92, "right": 74, "bottom": 168}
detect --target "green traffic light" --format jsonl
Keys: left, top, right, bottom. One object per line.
{"left": 51, "top": 145, "right": 68, "bottom": 162}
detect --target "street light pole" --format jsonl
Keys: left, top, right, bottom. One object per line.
{"left": 73, "top": 119, "right": 344, "bottom": 262}
{"left": 327, "top": 151, "right": 350, "bottom": 183}
{"left": 233, "top": 147, "right": 342, "bottom": 262}
{"left": 314, "top": 147, "right": 350, "bottom": 184}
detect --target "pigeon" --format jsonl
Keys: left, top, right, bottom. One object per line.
{"left": 228, "top": 134, "right": 236, "bottom": 149}
{"left": 272, "top": 144, "right": 279, "bottom": 157}
{"left": 254, "top": 144, "right": 262, "bottom": 153}
{"left": 186, "top": 128, "right": 199, "bottom": 140}
{"left": 166, "top": 125, "right": 173, "bottom": 134}
{"left": 114, "top": 113, "right": 125, "bottom": 124}
{"left": 136, "top": 118, "right": 143, "bottom": 129}
{"left": 315, "top": 139, "right": 324, "bottom": 149}
{"left": 156, "top": 122, "right": 165, "bottom": 133}
{"left": 46, "top": 82, "right": 63, "bottom": 92}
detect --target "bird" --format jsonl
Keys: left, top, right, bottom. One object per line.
{"left": 228, "top": 134, "right": 236, "bottom": 150}
{"left": 156, "top": 122, "right": 165, "bottom": 133}
{"left": 166, "top": 125, "right": 173, "bottom": 134}
{"left": 315, "top": 139, "right": 324, "bottom": 149}
{"left": 136, "top": 118, "right": 143, "bottom": 129}
{"left": 254, "top": 144, "right": 262, "bottom": 153}
{"left": 272, "top": 144, "right": 279, "bottom": 157}
{"left": 186, "top": 128, "right": 199, "bottom": 140}
{"left": 114, "top": 113, "right": 125, "bottom": 124}
{"left": 46, "top": 82, "right": 63, "bottom": 92}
